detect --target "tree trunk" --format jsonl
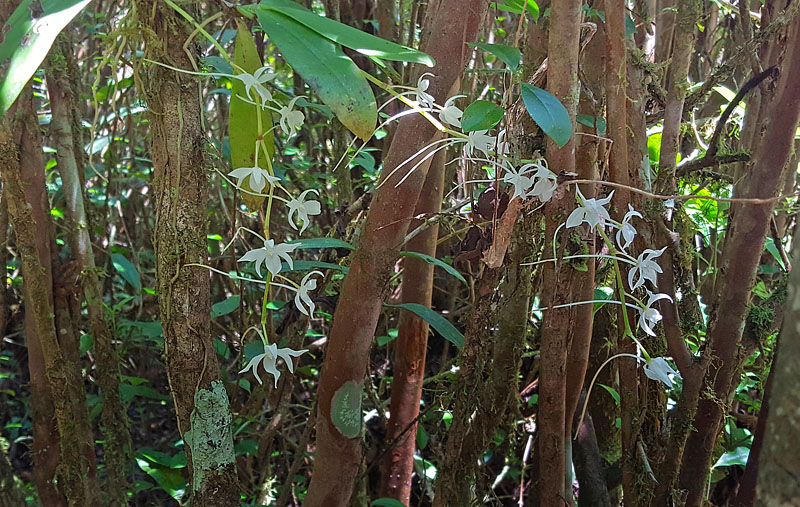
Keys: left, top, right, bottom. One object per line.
{"left": 137, "top": 1, "right": 240, "bottom": 504}
{"left": 303, "top": 2, "right": 487, "bottom": 505}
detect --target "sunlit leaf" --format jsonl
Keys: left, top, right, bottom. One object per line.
{"left": 111, "top": 253, "right": 141, "bottom": 294}
{"left": 467, "top": 42, "right": 522, "bottom": 70}
{"left": 460, "top": 100, "right": 505, "bottom": 132}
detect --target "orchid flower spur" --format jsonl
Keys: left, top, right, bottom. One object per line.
{"left": 294, "top": 271, "right": 323, "bottom": 316}
{"left": 228, "top": 165, "right": 279, "bottom": 193}
{"left": 643, "top": 357, "right": 681, "bottom": 388}
{"left": 628, "top": 247, "right": 667, "bottom": 290}
{"left": 616, "top": 204, "right": 642, "bottom": 252}
{"left": 566, "top": 189, "right": 614, "bottom": 230}
{"left": 277, "top": 96, "right": 305, "bottom": 134}
{"left": 239, "top": 340, "right": 308, "bottom": 387}
{"left": 286, "top": 189, "right": 322, "bottom": 234}
{"left": 238, "top": 239, "right": 297, "bottom": 277}
{"left": 439, "top": 95, "right": 465, "bottom": 127}
{"left": 234, "top": 65, "right": 276, "bottom": 104}
{"left": 495, "top": 129, "right": 511, "bottom": 159}
{"left": 638, "top": 291, "right": 672, "bottom": 336}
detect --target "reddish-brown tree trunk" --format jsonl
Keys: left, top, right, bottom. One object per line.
{"left": 303, "top": 3, "right": 487, "bottom": 505}
{"left": 381, "top": 149, "right": 446, "bottom": 502}
{"left": 679, "top": 14, "right": 800, "bottom": 506}
{"left": 538, "top": 0, "right": 583, "bottom": 504}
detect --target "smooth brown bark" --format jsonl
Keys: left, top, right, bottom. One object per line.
{"left": 303, "top": 2, "right": 487, "bottom": 505}
{"left": 538, "top": 0, "right": 583, "bottom": 504}
{"left": 679, "top": 14, "right": 800, "bottom": 506}
{"left": 47, "top": 37, "right": 131, "bottom": 506}
{"left": 138, "top": 1, "right": 239, "bottom": 504}
{"left": 381, "top": 149, "right": 446, "bottom": 502}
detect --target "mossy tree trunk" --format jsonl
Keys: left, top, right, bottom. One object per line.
{"left": 136, "top": 1, "right": 239, "bottom": 504}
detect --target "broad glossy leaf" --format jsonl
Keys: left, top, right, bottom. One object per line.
{"left": 111, "top": 253, "right": 141, "bottom": 293}
{"left": 467, "top": 42, "right": 522, "bottom": 70}
{"left": 400, "top": 251, "right": 466, "bottom": 285}
{"left": 0, "top": 0, "right": 91, "bottom": 118}
{"left": 260, "top": 0, "right": 434, "bottom": 66}
{"left": 520, "top": 83, "right": 573, "bottom": 148}
{"left": 386, "top": 303, "right": 464, "bottom": 349}
{"left": 460, "top": 99, "right": 505, "bottom": 132}
{"left": 211, "top": 295, "right": 240, "bottom": 318}
{"left": 257, "top": 8, "right": 377, "bottom": 139}
{"left": 713, "top": 446, "right": 750, "bottom": 468}
{"left": 229, "top": 20, "right": 274, "bottom": 211}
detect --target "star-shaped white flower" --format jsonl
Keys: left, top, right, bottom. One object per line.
{"left": 643, "top": 357, "right": 681, "bottom": 388}
{"left": 286, "top": 189, "right": 322, "bottom": 234}
{"left": 294, "top": 271, "right": 323, "bottom": 316}
{"left": 234, "top": 66, "right": 276, "bottom": 104}
{"left": 465, "top": 129, "right": 494, "bottom": 158}
{"left": 411, "top": 72, "right": 436, "bottom": 108}
{"left": 527, "top": 162, "right": 558, "bottom": 203}
{"left": 238, "top": 239, "right": 297, "bottom": 277}
{"left": 566, "top": 189, "right": 614, "bottom": 230}
{"left": 616, "top": 204, "right": 642, "bottom": 252}
{"left": 239, "top": 341, "right": 307, "bottom": 387}
{"left": 502, "top": 163, "right": 535, "bottom": 201}
{"left": 278, "top": 96, "right": 305, "bottom": 134}
{"left": 228, "top": 165, "right": 279, "bottom": 193}
{"left": 439, "top": 95, "right": 465, "bottom": 127}
{"left": 628, "top": 247, "right": 666, "bottom": 290}
{"left": 638, "top": 291, "right": 672, "bottom": 336}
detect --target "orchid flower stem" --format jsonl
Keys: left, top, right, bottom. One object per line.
{"left": 520, "top": 253, "right": 636, "bottom": 267}
{"left": 574, "top": 353, "right": 643, "bottom": 440}
{"left": 162, "top": 0, "right": 234, "bottom": 66}
{"left": 184, "top": 263, "right": 266, "bottom": 285}
{"left": 360, "top": 70, "right": 449, "bottom": 133}
{"left": 221, "top": 226, "right": 266, "bottom": 254}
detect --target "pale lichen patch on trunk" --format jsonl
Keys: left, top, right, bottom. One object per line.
{"left": 185, "top": 380, "right": 235, "bottom": 492}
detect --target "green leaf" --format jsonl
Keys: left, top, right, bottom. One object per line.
{"left": 713, "top": 446, "right": 750, "bottom": 468}
{"left": 0, "top": 0, "right": 91, "bottom": 118}
{"left": 371, "top": 499, "right": 408, "bottom": 507}
{"left": 467, "top": 42, "right": 522, "bottom": 70}
{"left": 576, "top": 114, "right": 607, "bottom": 134}
{"left": 211, "top": 295, "right": 240, "bottom": 318}
{"left": 460, "top": 100, "right": 506, "bottom": 132}
{"left": 416, "top": 424, "right": 429, "bottom": 450}
{"left": 260, "top": 0, "right": 434, "bottom": 67}
{"left": 229, "top": 20, "right": 274, "bottom": 211}
{"left": 647, "top": 132, "right": 662, "bottom": 163}
{"left": 385, "top": 303, "right": 464, "bottom": 350}
{"left": 256, "top": 8, "right": 377, "bottom": 139}
{"left": 331, "top": 380, "right": 363, "bottom": 438}
{"left": 625, "top": 13, "right": 638, "bottom": 38}
{"left": 520, "top": 83, "right": 573, "bottom": 148}
{"left": 598, "top": 383, "right": 620, "bottom": 405}
{"left": 111, "top": 253, "right": 141, "bottom": 293}
{"left": 135, "top": 458, "right": 186, "bottom": 501}
{"left": 288, "top": 237, "right": 355, "bottom": 250}
{"left": 281, "top": 259, "right": 349, "bottom": 274}
{"left": 492, "top": 0, "right": 540, "bottom": 21}
{"left": 400, "top": 251, "right": 467, "bottom": 285}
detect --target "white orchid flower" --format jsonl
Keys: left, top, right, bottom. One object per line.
{"left": 234, "top": 65, "right": 276, "bottom": 104}
{"left": 238, "top": 239, "right": 297, "bottom": 277}
{"left": 566, "top": 189, "right": 614, "bottom": 230}
{"left": 495, "top": 129, "right": 511, "bottom": 159}
{"left": 616, "top": 204, "right": 642, "bottom": 252}
{"left": 527, "top": 162, "right": 558, "bottom": 203}
{"left": 502, "top": 163, "right": 536, "bottom": 201}
{"left": 465, "top": 129, "right": 494, "bottom": 158}
{"left": 286, "top": 189, "right": 322, "bottom": 234}
{"left": 439, "top": 95, "right": 465, "bottom": 127}
{"left": 638, "top": 291, "right": 672, "bottom": 336}
{"left": 628, "top": 247, "right": 667, "bottom": 290}
{"left": 411, "top": 72, "right": 436, "bottom": 108}
{"left": 643, "top": 357, "right": 681, "bottom": 388}
{"left": 239, "top": 341, "right": 307, "bottom": 387}
{"left": 278, "top": 96, "right": 305, "bottom": 134}
{"left": 294, "top": 271, "right": 323, "bottom": 316}
{"left": 228, "top": 165, "right": 280, "bottom": 193}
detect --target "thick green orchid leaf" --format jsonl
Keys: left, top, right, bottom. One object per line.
{"left": 256, "top": 8, "right": 377, "bottom": 140}
{"left": 259, "top": 0, "right": 434, "bottom": 67}
{"left": 0, "top": 0, "right": 91, "bottom": 118}
{"left": 400, "top": 251, "right": 467, "bottom": 285}
{"left": 467, "top": 42, "right": 522, "bottom": 70}
{"left": 385, "top": 303, "right": 464, "bottom": 350}
{"left": 520, "top": 83, "right": 573, "bottom": 148}
{"left": 229, "top": 20, "right": 274, "bottom": 211}
{"left": 460, "top": 99, "right": 505, "bottom": 132}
